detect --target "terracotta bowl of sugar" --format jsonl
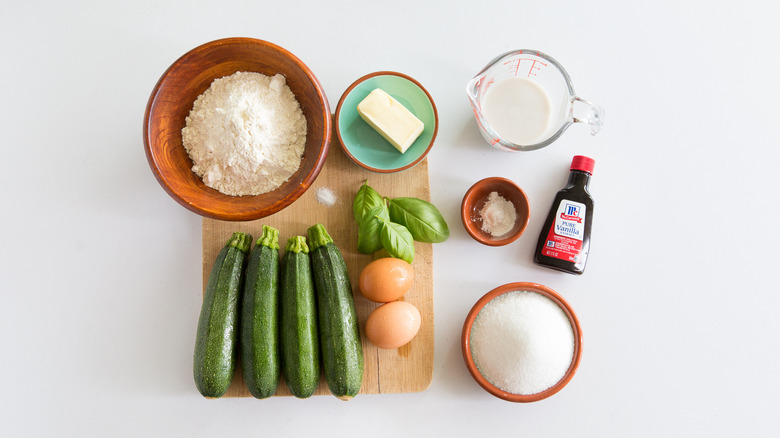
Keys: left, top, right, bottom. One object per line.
{"left": 461, "top": 177, "right": 530, "bottom": 246}
{"left": 143, "top": 37, "right": 331, "bottom": 221}
{"left": 461, "top": 282, "right": 583, "bottom": 403}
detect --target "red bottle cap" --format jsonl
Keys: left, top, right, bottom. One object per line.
{"left": 571, "top": 155, "right": 595, "bottom": 175}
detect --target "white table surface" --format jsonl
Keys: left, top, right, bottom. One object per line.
{"left": 3, "top": 1, "right": 778, "bottom": 436}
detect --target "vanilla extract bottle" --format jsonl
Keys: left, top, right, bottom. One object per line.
{"left": 534, "top": 156, "right": 595, "bottom": 275}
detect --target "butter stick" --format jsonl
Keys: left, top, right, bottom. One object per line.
{"left": 357, "top": 88, "right": 424, "bottom": 153}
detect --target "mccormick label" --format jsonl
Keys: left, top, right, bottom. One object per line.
{"left": 541, "top": 200, "right": 587, "bottom": 262}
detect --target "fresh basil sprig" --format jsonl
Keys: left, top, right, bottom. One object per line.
{"left": 352, "top": 181, "right": 449, "bottom": 263}
{"left": 357, "top": 205, "right": 387, "bottom": 254}
{"left": 378, "top": 219, "right": 415, "bottom": 264}
{"left": 387, "top": 197, "right": 450, "bottom": 243}
{"left": 353, "top": 182, "right": 384, "bottom": 223}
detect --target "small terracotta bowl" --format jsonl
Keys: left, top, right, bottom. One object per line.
{"left": 461, "top": 177, "right": 530, "bottom": 246}
{"left": 461, "top": 282, "right": 583, "bottom": 402}
{"left": 143, "top": 38, "right": 331, "bottom": 221}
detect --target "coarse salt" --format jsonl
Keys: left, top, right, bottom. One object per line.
{"left": 470, "top": 290, "right": 574, "bottom": 395}
{"left": 479, "top": 191, "right": 516, "bottom": 236}
{"left": 316, "top": 187, "right": 337, "bottom": 207}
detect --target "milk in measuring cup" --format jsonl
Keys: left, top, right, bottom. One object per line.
{"left": 481, "top": 77, "right": 552, "bottom": 145}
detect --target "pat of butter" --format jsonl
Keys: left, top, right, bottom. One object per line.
{"left": 357, "top": 88, "right": 424, "bottom": 153}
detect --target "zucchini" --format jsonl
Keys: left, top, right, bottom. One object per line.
{"left": 194, "top": 232, "right": 252, "bottom": 398}
{"left": 280, "top": 236, "right": 320, "bottom": 398}
{"left": 240, "top": 225, "right": 281, "bottom": 399}
{"left": 307, "top": 224, "right": 364, "bottom": 400}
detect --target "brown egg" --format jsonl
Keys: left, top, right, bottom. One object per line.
{"left": 365, "top": 301, "right": 421, "bottom": 349}
{"left": 358, "top": 257, "right": 415, "bottom": 303}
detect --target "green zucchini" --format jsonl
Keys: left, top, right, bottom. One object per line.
{"left": 307, "top": 224, "right": 364, "bottom": 400}
{"left": 194, "top": 232, "right": 252, "bottom": 398}
{"left": 240, "top": 225, "right": 281, "bottom": 399}
{"left": 280, "top": 236, "right": 320, "bottom": 398}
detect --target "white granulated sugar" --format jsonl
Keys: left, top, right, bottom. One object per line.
{"left": 470, "top": 290, "right": 574, "bottom": 395}
{"left": 181, "top": 71, "right": 307, "bottom": 196}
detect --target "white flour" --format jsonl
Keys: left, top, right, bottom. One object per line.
{"left": 182, "top": 71, "right": 307, "bottom": 196}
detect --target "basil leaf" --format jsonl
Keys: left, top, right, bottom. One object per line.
{"left": 380, "top": 220, "right": 414, "bottom": 264}
{"left": 356, "top": 206, "right": 388, "bottom": 254}
{"left": 387, "top": 197, "right": 450, "bottom": 243}
{"left": 353, "top": 181, "right": 385, "bottom": 223}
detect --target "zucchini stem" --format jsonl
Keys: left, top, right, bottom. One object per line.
{"left": 285, "top": 236, "right": 309, "bottom": 254}
{"left": 227, "top": 232, "right": 253, "bottom": 253}
{"left": 307, "top": 224, "right": 333, "bottom": 250}
{"left": 257, "top": 225, "right": 280, "bottom": 250}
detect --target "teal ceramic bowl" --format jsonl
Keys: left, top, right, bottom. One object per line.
{"left": 335, "top": 71, "right": 438, "bottom": 173}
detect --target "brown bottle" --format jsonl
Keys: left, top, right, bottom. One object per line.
{"left": 534, "top": 156, "right": 595, "bottom": 275}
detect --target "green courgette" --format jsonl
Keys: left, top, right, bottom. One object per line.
{"left": 280, "top": 236, "right": 320, "bottom": 398}
{"left": 194, "top": 232, "right": 252, "bottom": 398}
{"left": 307, "top": 224, "right": 364, "bottom": 400}
{"left": 240, "top": 225, "right": 281, "bottom": 399}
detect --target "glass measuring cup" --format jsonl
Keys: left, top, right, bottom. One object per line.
{"left": 467, "top": 50, "right": 604, "bottom": 152}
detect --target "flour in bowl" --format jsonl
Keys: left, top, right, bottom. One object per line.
{"left": 182, "top": 71, "right": 307, "bottom": 196}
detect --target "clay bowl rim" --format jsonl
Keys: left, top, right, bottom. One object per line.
{"left": 460, "top": 177, "right": 531, "bottom": 246}
{"left": 461, "top": 282, "right": 583, "bottom": 403}
{"left": 334, "top": 70, "right": 438, "bottom": 173}
{"left": 142, "top": 37, "right": 331, "bottom": 221}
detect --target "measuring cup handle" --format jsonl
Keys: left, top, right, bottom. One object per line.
{"left": 572, "top": 96, "right": 604, "bottom": 135}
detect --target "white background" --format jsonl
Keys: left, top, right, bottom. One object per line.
{"left": 2, "top": 1, "right": 778, "bottom": 436}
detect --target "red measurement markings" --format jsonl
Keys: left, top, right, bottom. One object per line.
{"left": 471, "top": 105, "right": 501, "bottom": 145}
{"left": 504, "top": 59, "right": 523, "bottom": 76}
{"left": 504, "top": 58, "right": 548, "bottom": 77}
{"left": 474, "top": 77, "right": 495, "bottom": 95}
{"left": 526, "top": 59, "right": 547, "bottom": 77}
{"left": 472, "top": 79, "right": 500, "bottom": 145}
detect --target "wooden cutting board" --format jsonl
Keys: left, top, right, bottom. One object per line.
{"left": 201, "top": 145, "right": 434, "bottom": 397}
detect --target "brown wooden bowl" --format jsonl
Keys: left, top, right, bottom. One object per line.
{"left": 461, "top": 282, "right": 583, "bottom": 402}
{"left": 461, "top": 177, "right": 530, "bottom": 246}
{"left": 143, "top": 38, "right": 331, "bottom": 221}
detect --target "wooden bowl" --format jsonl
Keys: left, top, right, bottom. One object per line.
{"left": 461, "top": 177, "right": 530, "bottom": 246}
{"left": 143, "top": 38, "right": 331, "bottom": 221}
{"left": 461, "top": 282, "right": 583, "bottom": 402}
